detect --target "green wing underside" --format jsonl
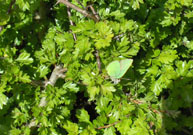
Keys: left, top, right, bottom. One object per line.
{"left": 118, "top": 59, "right": 133, "bottom": 78}
{"left": 106, "top": 61, "right": 121, "bottom": 79}
{"left": 106, "top": 59, "right": 133, "bottom": 79}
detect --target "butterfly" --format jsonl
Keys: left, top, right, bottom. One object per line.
{"left": 106, "top": 59, "right": 133, "bottom": 84}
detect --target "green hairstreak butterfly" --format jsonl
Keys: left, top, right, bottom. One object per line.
{"left": 106, "top": 59, "right": 133, "bottom": 83}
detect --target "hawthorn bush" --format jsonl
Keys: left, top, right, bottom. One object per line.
{"left": 0, "top": 0, "right": 193, "bottom": 135}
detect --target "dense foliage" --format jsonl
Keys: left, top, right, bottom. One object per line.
{"left": 0, "top": 0, "right": 193, "bottom": 134}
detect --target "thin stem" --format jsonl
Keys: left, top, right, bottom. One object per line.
{"left": 57, "top": 0, "right": 98, "bottom": 22}
{"left": 189, "top": 107, "right": 193, "bottom": 116}
{"left": 87, "top": 5, "right": 100, "bottom": 21}
{"left": 182, "top": 129, "right": 191, "bottom": 135}
{"left": 0, "top": 26, "right": 3, "bottom": 33}
{"left": 113, "top": 33, "right": 125, "bottom": 40}
{"left": 97, "top": 121, "right": 120, "bottom": 129}
{"left": 7, "top": 0, "right": 16, "bottom": 14}
{"left": 76, "top": 0, "right": 85, "bottom": 9}
{"left": 0, "top": 57, "right": 6, "bottom": 60}
{"left": 0, "top": 0, "right": 16, "bottom": 33}
{"left": 87, "top": 5, "right": 101, "bottom": 73}
{"left": 30, "top": 80, "right": 45, "bottom": 87}
{"left": 95, "top": 50, "right": 101, "bottom": 73}
{"left": 66, "top": 0, "right": 77, "bottom": 41}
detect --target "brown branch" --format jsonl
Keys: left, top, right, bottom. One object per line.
{"left": 28, "top": 118, "right": 36, "bottom": 128}
{"left": 39, "top": 65, "right": 67, "bottom": 107}
{"left": 0, "top": 56, "right": 6, "bottom": 60}
{"left": 30, "top": 80, "right": 45, "bottom": 87}
{"left": 7, "top": 0, "right": 16, "bottom": 14}
{"left": 57, "top": 0, "right": 98, "bottom": 22}
{"left": 182, "top": 129, "right": 192, "bottom": 135}
{"left": 0, "top": 0, "right": 16, "bottom": 33}
{"left": 0, "top": 26, "right": 3, "bottom": 33}
{"left": 189, "top": 107, "right": 193, "bottom": 116}
{"left": 113, "top": 33, "right": 125, "bottom": 40}
{"left": 28, "top": 65, "right": 67, "bottom": 128}
{"left": 87, "top": 5, "right": 100, "bottom": 21}
{"left": 95, "top": 50, "right": 101, "bottom": 73}
{"left": 87, "top": 5, "right": 101, "bottom": 73}
{"left": 97, "top": 121, "right": 120, "bottom": 130}
{"left": 66, "top": 0, "right": 77, "bottom": 41}
{"left": 97, "top": 113, "right": 130, "bottom": 130}
{"left": 44, "top": 65, "right": 67, "bottom": 87}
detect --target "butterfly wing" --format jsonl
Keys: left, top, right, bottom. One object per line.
{"left": 117, "top": 59, "right": 133, "bottom": 78}
{"left": 106, "top": 60, "right": 121, "bottom": 79}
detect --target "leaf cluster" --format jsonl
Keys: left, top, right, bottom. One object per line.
{"left": 0, "top": 0, "right": 193, "bottom": 134}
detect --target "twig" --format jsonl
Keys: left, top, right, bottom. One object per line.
{"left": 95, "top": 50, "right": 101, "bottom": 73}
{"left": 87, "top": 5, "right": 101, "bottom": 73}
{"left": 57, "top": 0, "right": 98, "bottom": 22}
{"left": 7, "top": 0, "right": 16, "bottom": 14}
{"left": 87, "top": 5, "right": 100, "bottom": 21}
{"left": 66, "top": 0, "right": 77, "bottom": 41}
{"left": 76, "top": 0, "right": 86, "bottom": 9}
{"left": 182, "top": 129, "right": 192, "bottom": 135}
{"left": 0, "top": 26, "right": 3, "bottom": 33}
{"left": 113, "top": 33, "right": 125, "bottom": 40}
{"left": 97, "top": 113, "right": 130, "bottom": 130}
{"left": 97, "top": 121, "right": 120, "bottom": 129}
{"left": 0, "top": 57, "right": 6, "bottom": 60}
{"left": 59, "top": 1, "right": 102, "bottom": 73}
{"left": 0, "top": 0, "right": 16, "bottom": 33}
{"left": 30, "top": 80, "right": 45, "bottom": 87}
{"left": 28, "top": 118, "right": 36, "bottom": 128}
{"left": 189, "top": 107, "right": 193, "bottom": 116}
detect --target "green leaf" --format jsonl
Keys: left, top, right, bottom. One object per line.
{"left": 0, "top": 124, "right": 9, "bottom": 135}
{"left": 63, "top": 82, "right": 79, "bottom": 93}
{"left": 16, "top": 52, "right": 33, "bottom": 65}
{"left": 127, "top": 42, "right": 140, "bottom": 56}
{"left": 16, "top": 0, "right": 30, "bottom": 11}
{"left": 87, "top": 86, "right": 100, "bottom": 100}
{"left": 63, "top": 121, "right": 79, "bottom": 135}
{"left": 76, "top": 109, "right": 91, "bottom": 124}
{"left": 0, "top": 93, "right": 8, "bottom": 109}
{"left": 18, "top": 71, "right": 31, "bottom": 83}
{"left": 101, "top": 84, "right": 116, "bottom": 96}
{"left": 73, "top": 37, "right": 91, "bottom": 59}
{"left": 94, "top": 22, "right": 114, "bottom": 49}
{"left": 151, "top": 80, "right": 162, "bottom": 96}
{"left": 158, "top": 49, "right": 178, "bottom": 64}
{"left": 96, "top": 96, "right": 111, "bottom": 114}
{"left": 104, "top": 127, "right": 116, "bottom": 135}
{"left": 131, "top": 0, "right": 144, "bottom": 10}
{"left": 179, "top": 0, "right": 193, "bottom": 6}
{"left": 115, "top": 119, "right": 132, "bottom": 134}
{"left": 9, "top": 128, "right": 21, "bottom": 135}
{"left": 109, "top": 10, "right": 125, "bottom": 20}
{"left": 176, "top": 61, "right": 190, "bottom": 76}
{"left": 120, "top": 20, "right": 136, "bottom": 33}
{"left": 80, "top": 126, "right": 97, "bottom": 135}
{"left": 0, "top": 1, "right": 10, "bottom": 25}
{"left": 36, "top": 65, "right": 49, "bottom": 78}
{"left": 71, "top": 20, "right": 95, "bottom": 33}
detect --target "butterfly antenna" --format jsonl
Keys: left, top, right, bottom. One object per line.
{"left": 121, "top": 78, "right": 130, "bottom": 80}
